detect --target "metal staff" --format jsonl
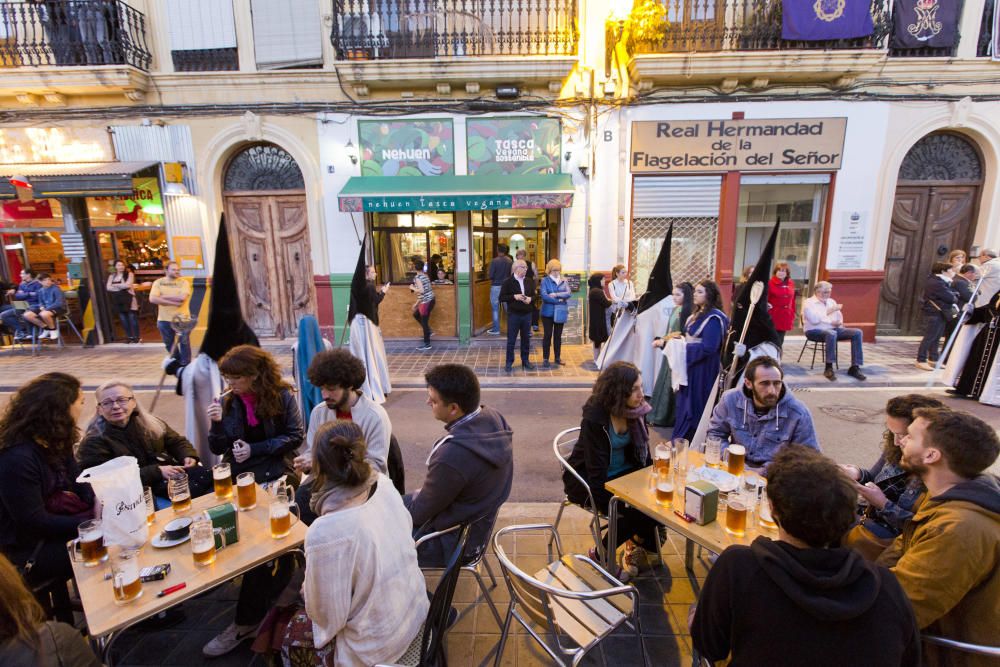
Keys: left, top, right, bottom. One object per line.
{"left": 151, "top": 315, "right": 196, "bottom": 412}
{"left": 929, "top": 273, "right": 987, "bottom": 387}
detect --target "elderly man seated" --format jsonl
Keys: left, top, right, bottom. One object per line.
{"left": 802, "top": 281, "right": 866, "bottom": 382}
{"left": 77, "top": 379, "right": 212, "bottom": 505}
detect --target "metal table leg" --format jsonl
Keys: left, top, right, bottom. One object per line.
{"left": 607, "top": 496, "right": 622, "bottom": 573}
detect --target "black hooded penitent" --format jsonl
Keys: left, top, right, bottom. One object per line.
{"left": 198, "top": 215, "right": 260, "bottom": 361}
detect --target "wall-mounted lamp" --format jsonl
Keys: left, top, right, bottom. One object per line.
{"left": 164, "top": 181, "right": 190, "bottom": 197}
{"left": 345, "top": 139, "right": 358, "bottom": 165}
{"left": 564, "top": 151, "right": 572, "bottom": 161}
{"left": 163, "top": 162, "right": 191, "bottom": 197}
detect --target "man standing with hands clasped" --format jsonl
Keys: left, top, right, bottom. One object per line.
{"left": 499, "top": 259, "right": 536, "bottom": 373}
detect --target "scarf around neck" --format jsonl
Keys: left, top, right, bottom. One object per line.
{"left": 310, "top": 468, "right": 378, "bottom": 517}
{"left": 239, "top": 393, "right": 260, "bottom": 427}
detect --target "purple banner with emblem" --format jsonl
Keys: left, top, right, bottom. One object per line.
{"left": 892, "top": 0, "right": 959, "bottom": 49}
{"left": 781, "top": 0, "right": 875, "bottom": 41}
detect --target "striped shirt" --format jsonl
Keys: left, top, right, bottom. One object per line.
{"left": 414, "top": 273, "right": 434, "bottom": 304}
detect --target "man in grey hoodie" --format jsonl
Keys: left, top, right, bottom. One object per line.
{"left": 405, "top": 363, "right": 514, "bottom": 567}
{"left": 707, "top": 356, "right": 819, "bottom": 469}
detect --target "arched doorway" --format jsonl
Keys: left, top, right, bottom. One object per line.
{"left": 878, "top": 132, "right": 982, "bottom": 335}
{"left": 223, "top": 142, "right": 315, "bottom": 338}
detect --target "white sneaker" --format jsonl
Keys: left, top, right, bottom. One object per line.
{"left": 202, "top": 622, "right": 258, "bottom": 657}
{"left": 38, "top": 329, "right": 51, "bottom": 340}
{"left": 48, "top": 328, "right": 59, "bottom": 340}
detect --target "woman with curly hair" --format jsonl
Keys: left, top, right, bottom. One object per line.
{"left": 207, "top": 345, "right": 304, "bottom": 486}
{"left": 0, "top": 373, "right": 93, "bottom": 623}
{"left": 562, "top": 361, "right": 659, "bottom": 580}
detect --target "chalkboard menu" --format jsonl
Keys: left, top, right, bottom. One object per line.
{"left": 565, "top": 273, "right": 582, "bottom": 292}
{"left": 562, "top": 297, "right": 585, "bottom": 345}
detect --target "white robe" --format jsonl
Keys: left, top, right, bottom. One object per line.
{"left": 942, "top": 323, "right": 983, "bottom": 386}
{"left": 349, "top": 315, "right": 392, "bottom": 405}
{"left": 181, "top": 353, "right": 224, "bottom": 466}
{"left": 597, "top": 298, "right": 674, "bottom": 396}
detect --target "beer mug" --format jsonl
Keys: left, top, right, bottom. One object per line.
{"left": 190, "top": 515, "right": 227, "bottom": 566}
{"left": 705, "top": 437, "right": 722, "bottom": 469}
{"left": 168, "top": 473, "right": 191, "bottom": 514}
{"left": 672, "top": 438, "right": 689, "bottom": 475}
{"left": 269, "top": 490, "right": 300, "bottom": 539}
{"left": 144, "top": 487, "right": 156, "bottom": 526}
{"left": 110, "top": 548, "right": 143, "bottom": 605}
{"left": 68, "top": 519, "right": 108, "bottom": 567}
{"left": 654, "top": 466, "right": 674, "bottom": 507}
{"left": 758, "top": 482, "right": 777, "bottom": 530}
{"left": 724, "top": 444, "right": 746, "bottom": 477}
{"left": 653, "top": 443, "right": 671, "bottom": 473}
{"left": 236, "top": 472, "right": 257, "bottom": 511}
{"left": 213, "top": 463, "right": 233, "bottom": 500}
{"left": 724, "top": 489, "right": 752, "bottom": 537}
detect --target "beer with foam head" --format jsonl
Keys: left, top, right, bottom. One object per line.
{"left": 655, "top": 482, "right": 674, "bottom": 506}
{"left": 726, "top": 444, "right": 746, "bottom": 477}
{"left": 236, "top": 472, "right": 256, "bottom": 511}
{"left": 111, "top": 550, "right": 143, "bottom": 605}
{"left": 168, "top": 474, "right": 191, "bottom": 514}
{"left": 191, "top": 519, "right": 217, "bottom": 566}
{"left": 270, "top": 509, "right": 291, "bottom": 539}
{"left": 74, "top": 520, "right": 108, "bottom": 567}
{"left": 725, "top": 498, "right": 749, "bottom": 537}
{"left": 213, "top": 463, "right": 233, "bottom": 499}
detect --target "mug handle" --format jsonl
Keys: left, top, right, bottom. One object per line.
{"left": 66, "top": 538, "right": 84, "bottom": 563}
{"left": 287, "top": 502, "right": 300, "bottom": 529}
{"left": 213, "top": 527, "right": 229, "bottom": 551}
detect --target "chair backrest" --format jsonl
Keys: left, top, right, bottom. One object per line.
{"left": 922, "top": 634, "right": 1000, "bottom": 658}
{"left": 553, "top": 427, "right": 597, "bottom": 510}
{"left": 421, "top": 523, "right": 471, "bottom": 667}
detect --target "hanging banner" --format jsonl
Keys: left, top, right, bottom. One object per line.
{"left": 781, "top": 0, "right": 874, "bottom": 41}
{"left": 891, "top": 0, "right": 959, "bottom": 48}
{"left": 466, "top": 117, "right": 561, "bottom": 176}
{"left": 358, "top": 119, "right": 455, "bottom": 176}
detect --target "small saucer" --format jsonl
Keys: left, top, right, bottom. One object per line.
{"left": 151, "top": 532, "right": 190, "bottom": 548}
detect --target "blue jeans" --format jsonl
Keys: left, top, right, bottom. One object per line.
{"left": 489, "top": 285, "right": 502, "bottom": 332}
{"left": 806, "top": 327, "right": 864, "bottom": 367}
{"left": 157, "top": 320, "right": 191, "bottom": 365}
{"left": 506, "top": 311, "right": 532, "bottom": 366}
{"left": 118, "top": 311, "right": 139, "bottom": 340}
{"left": 0, "top": 306, "right": 26, "bottom": 337}
{"left": 917, "top": 313, "right": 946, "bottom": 363}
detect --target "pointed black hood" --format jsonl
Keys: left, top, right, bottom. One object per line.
{"left": 348, "top": 238, "right": 376, "bottom": 324}
{"left": 199, "top": 215, "right": 259, "bottom": 361}
{"left": 723, "top": 220, "right": 781, "bottom": 373}
{"left": 637, "top": 223, "right": 674, "bottom": 315}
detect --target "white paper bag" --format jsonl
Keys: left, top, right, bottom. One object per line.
{"left": 77, "top": 456, "right": 147, "bottom": 549}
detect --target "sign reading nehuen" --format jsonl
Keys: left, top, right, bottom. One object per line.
{"left": 630, "top": 118, "right": 847, "bottom": 174}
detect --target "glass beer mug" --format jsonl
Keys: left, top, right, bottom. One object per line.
{"left": 110, "top": 548, "right": 143, "bottom": 605}
{"left": 168, "top": 473, "right": 191, "bottom": 514}
{"left": 213, "top": 463, "right": 233, "bottom": 500}
{"left": 190, "top": 514, "right": 228, "bottom": 566}
{"left": 654, "top": 466, "right": 674, "bottom": 507}
{"left": 68, "top": 519, "right": 108, "bottom": 567}
{"left": 724, "top": 444, "right": 746, "bottom": 477}
{"left": 724, "top": 488, "right": 753, "bottom": 538}
{"left": 705, "top": 437, "right": 723, "bottom": 469}
{"left": 269, "top": 486, "right": 300, "bottom": 539}
{"left": 236, "top": 472, "right": 257, "bottom": 511}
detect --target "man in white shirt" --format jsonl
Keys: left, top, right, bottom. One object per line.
{"left": 802, "top": 281, "right": 866, "bottom": 382}
{"left": 974, "top": 249, "right": 1000, "bottom": 308}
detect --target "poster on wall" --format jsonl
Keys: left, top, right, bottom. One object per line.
{"left": 357, "top": 119, "right": 454, "bottom": 176}
{"left": 91, "top": 176, "right": 164, "bottom": 226}
{"left": 831, "top": 211, "right": 870, "bottom": 270}
{"left": 466, "top": 117, "right": 561, "bottom": 175}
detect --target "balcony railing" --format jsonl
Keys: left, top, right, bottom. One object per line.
{"left": 0, "top": 0, "right": 151, "bottom": 70}
{"left": 331, "top": 0, "right": 578, "bottom": 60}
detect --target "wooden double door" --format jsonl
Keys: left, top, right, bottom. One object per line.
{"left": 224, "top": 192, "right": 315, "bottom": 338}
{"left": 878, "top": 184, "right": 978, "bottom": 335}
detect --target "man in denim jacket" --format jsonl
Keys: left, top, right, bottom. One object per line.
{"left": 707, "top": 356, "right": 819, "bottom": 469}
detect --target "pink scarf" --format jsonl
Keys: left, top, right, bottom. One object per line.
{"left": 239, "top": 393, "right": 261, "bottom": 427}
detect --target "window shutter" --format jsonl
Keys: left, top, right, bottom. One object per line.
{"left": 251, "top": 0, "right": 323, "bottom": 69}
{"left": 166, "top": 0, "right": 237, "bottom": 51}
{"left": 632, "top": 176, "right": 722, "bottom": 218}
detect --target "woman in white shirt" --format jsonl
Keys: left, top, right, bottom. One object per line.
{"left": 607, "top": 264, "right": 636, "bottom": 330}
{"left": 281, "top": 421, "right": 428, "bottom": 666}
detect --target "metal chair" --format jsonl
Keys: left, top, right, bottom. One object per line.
{"left": 551, "top": 427, "right": 608, "bottom": 565}
{"left": 492, "top": 523, "right": 644, "bottom": 667}
{"left": 796, "top": 314, "right": 838, "bottom": 370}
{"left": 922, "top": 633, "right": 1000, "bottom": 659}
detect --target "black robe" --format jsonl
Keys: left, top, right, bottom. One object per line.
{"left": 954, "top": 289, "right": 1000, "bottom": 399}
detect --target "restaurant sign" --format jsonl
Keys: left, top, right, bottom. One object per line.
{"left": 339, "top": 192, "right": 573, "bottom": 213}
{"left": 357, "top": 119, "right": 455, "bottom": 176}
{"left": 466, "top": 117, "right": 561, "bottom": 176}
{"left": 630, "top": 118, "right": 847, "bottom": 174}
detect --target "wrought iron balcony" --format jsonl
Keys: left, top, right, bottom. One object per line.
{"left": 0, "top": 0, "right": 151, "bottom": 70}
{"left": 331, "top": 0, "right": 578, "bottom": 60}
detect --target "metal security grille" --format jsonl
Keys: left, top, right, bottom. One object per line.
{"left": 630, "top": 217, "right": 718, "bottom": 294}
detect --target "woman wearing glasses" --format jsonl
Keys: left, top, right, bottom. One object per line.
{"left": 78, "top": 380, "right": 212, "bottom": 504}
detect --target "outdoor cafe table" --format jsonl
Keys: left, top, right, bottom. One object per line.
{"left": 70, "top": 483, "right": 307, "bottom": 662}
{"left": 604, "top": 451, "right": 776, "bottom": 587}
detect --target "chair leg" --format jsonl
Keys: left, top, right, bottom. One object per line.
{"left": 481, "top": 554, "right": 498, "bottom": 588}
{"left": 469, "top": 566, "right": 503, "bottom": 628}
{"left": 65, "top": 318, "right": 85, "bottom": 344}
{"left": 550, "top": 501, "right": 567, "bottom": 556}
{"left": 493, "top": 603, "right": 515, "bottom": 667}
{"left": 796, "top": 339, "right": 807, "bottom": 364}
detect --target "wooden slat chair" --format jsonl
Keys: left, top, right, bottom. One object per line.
{"left": 493, "top": 523, "right": 644, "bottom": 667}
{"left": 551, "top": 427, "right": 608, "bottom": 564}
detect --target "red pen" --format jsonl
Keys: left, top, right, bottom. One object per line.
{"left": 157, "top": 582, "right": 186, "bottom": 598}
{"left": 674, "top": 510, "right": 695, "bottom": 523}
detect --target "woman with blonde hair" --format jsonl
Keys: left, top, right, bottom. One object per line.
{"left": 0, "top": 554, "right": 100, "bottom": 666}
{"left": 540, "top": 258, "right": 572, "bottom": 367}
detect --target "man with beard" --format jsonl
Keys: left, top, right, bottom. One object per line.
{"left": 706, "top": 356, "right": 819, "bottom": 469}
{"left": 293, "top": 349, "right": 392, "bottom": 524}
{"left": 876, "top": 408, "right": 999, "bottom": 667}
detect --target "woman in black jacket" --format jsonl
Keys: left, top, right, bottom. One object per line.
{"left": 207, "top": 345, "right": 304, "bottom": 486}
{"left": 916, "top": 261, "right": 959, "bottom": 370}
{"left": 0, "top": 373, "right": 93, "bottom": 622}
{"left": 587, "top": 273, "right": 611, "bottom": 363}
{"left": 563, "top": 361, "right": 659, "bottom": 580}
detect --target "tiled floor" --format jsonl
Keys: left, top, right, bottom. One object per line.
{"left": 103, "top": 504, "right": 702, "bottom": 667}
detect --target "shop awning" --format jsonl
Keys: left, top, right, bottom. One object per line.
{"left": 338, "top": 174, "right": 575, "bottom": 213}
{"left": 0, "top": 161, "right": 159, "bottom": 198}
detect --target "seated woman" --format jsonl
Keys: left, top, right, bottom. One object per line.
{"left": 650, "top": 282, "right": 693, "bottom": 427}
{"left": 78, "top": 380, "right": 212, "bottom": 506}
{"left": 281, "top": 421, "right": 428, "bottom": 665}
{"left": 0, "top": 553, "right": 100, "bottom": 667}
{"left": 203, "top": 345, "right": 305, "bottom": 658}
{"left": 563, "top": 361, "right": 660, "bottom": 580}
{"left": 840, "top": 394, "right": 945, "bottom": 560}
{"left": 0, "top": 373, "right": 94, "bottom": 623}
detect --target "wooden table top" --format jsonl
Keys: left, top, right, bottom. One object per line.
{"left": 604, "top": 452, "right": 776, "bottom": 556}
{"left": 71, "top": 483, "right": 307, "bottom": 638}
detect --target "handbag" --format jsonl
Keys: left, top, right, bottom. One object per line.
{"left": 553, "top": 302, "right": 568, "bottom": 324}
{"left": 927, "top": 298, "right": 959, "bottom": 323}
{"left": 44, "top": 489, "right": 93, "bottom": 518}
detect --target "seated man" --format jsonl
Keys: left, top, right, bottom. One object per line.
{"left": 877, "top": 407, "right": 999, "bottom": 665}
{"left": 21, "top": 272, "right": 66, "bottom": 341}
{"left": 78, "top": 380, "right": 212, "bottom": 503}
{"left": 1, "top": 269, "right": 41, "bottom": 341}
{"left": 405, "top": 363, "right": 514, "bottom": 567}
{"left": 691, "top": 445, "right": 920, "bottom": 666}
{"left": 803, "top": 281, "right": 866, "bottom": 382}
{"left": 707, "top": 356, "right": 819, "bottom": 469}
{"left": 293, "top": 349, "right": 392, "bottom": 525}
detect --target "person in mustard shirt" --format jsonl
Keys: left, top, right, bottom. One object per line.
{"left": 149, "top": 261, "right": 191, "bottom": 371}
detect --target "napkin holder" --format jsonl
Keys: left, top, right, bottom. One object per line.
{"left": 206, "top": 502, "right": 239, "bottom": 548}
{"left": 685, "top": 480, "right": 719, "bottom": 526}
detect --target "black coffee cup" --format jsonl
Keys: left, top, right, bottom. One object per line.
{"left": 163, "top": 517, "right": 192, "bottom": 541}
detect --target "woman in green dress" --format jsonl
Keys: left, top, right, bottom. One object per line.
{"left": 649, "top": 283, "right": 693, "bottom": 426}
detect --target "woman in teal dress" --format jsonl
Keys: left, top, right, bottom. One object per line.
{"left": 649, "top": 283, "right": 693, "bottom": 426}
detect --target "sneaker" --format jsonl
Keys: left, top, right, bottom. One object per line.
{"left": 542, "top": 360, "right": 551, "bottom": 369}
{"left": 416, "top": 344, "right": 432, "bottom": 351}
{"left": 161, "top": 355, "right": 176, "bottom": 371}
{"left": 487, "top": 329, "right": 501, "bottom": 336}
{"left": 48, "top": 328, "right": 59, "bottom": 340}
{"left": 504, "top": 365, "right": 513, "bottom": 374}
{"left": 847, "top": 365, "right": 867, "bottom": 381}
{"left": 12, "top": 333, "right": 27, "bottom": 343}
{"left": 915, "top": 361, "right": 934, "bottom": 371}
{"left": 823, "top": 366, "right": 836, "bottom": 381}
{"left": 618, "top": 539, "right": 646, "bottom": 580}
{"left": 202, "top": 622, "right": 258, "bottom": 657}
{"left": 522, "top": 362, "right": 537, "bottom": 371}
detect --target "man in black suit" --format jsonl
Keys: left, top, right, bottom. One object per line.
{"left": 916, "top": 261, "right": 959, "bottom": 370}
{"left": 499, "top": 259, "right": 536, "bottom": 373}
